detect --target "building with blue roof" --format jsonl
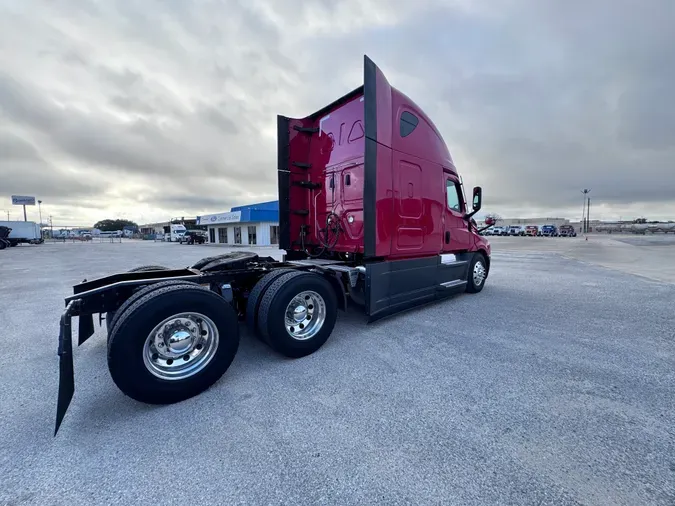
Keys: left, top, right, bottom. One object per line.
{"left": 196, "top": 200, "right": 279, "bottom": 246}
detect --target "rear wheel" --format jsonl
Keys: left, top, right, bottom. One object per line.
{"left": 191, "top": 251, "right": 258, "bottom": 271}
{"left": 105, "top": 265, "right": 169, "bottom": 333}
{"left": 245, "top": 269, "right": 295, "bottom": 337}
{"left": 107, "top": 280, "right": 197, "bottom": 344}
{"left": 107, "top": 284, "right": 239, "bottom": 404}
{"left": 257, "top": 271, "right": 338, "bottom": 358}
{"left": 466, "top": 253, "right": 487, "bottom": 293}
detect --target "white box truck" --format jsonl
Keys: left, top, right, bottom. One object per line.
{"left": 3, "top": 221, "right": 42, "bottom": 246}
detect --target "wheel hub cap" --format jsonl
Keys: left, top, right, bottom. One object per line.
{"left": 293, "top": 305, "right": 308, "bottom": 322}
{"left": 166, "top": 329, "right": 193, "bottom": 354}
{"left": 285, "top": 291, "right": 326, "bottom": 341}
{"left": 143, "top": 313, "right": 220, "bottom": 380}
{"left": 473, "top": 261, "right": 486, "bottom": 286}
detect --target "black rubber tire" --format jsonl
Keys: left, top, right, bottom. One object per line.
{"left": 191, "top": 252, "right": 258, "bottom": 271}
{"left": 107, "top": 280, "right": 198, "bottom": 341}
{"left": 129, "top": 265, "right": 168, "bottom": 273}
{"left": 0, "top": 241, "right": 5, "bottom": 250}
{"left": 107, "top": 284, "right": 240, "bottom": 404}
{"left": 257, "top": 271, "right": 338, "bottom": 358}
{"left": 105, "top": 265, "right": 169, "bottom": 333}
{"left": 245, "top": 269, "right": 295, "bottom": 336}
{"left": 465, "top": 253, "right": 488, "bottom": 294}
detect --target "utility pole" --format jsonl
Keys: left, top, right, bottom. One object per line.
{"left": 581, "top": 189, "right": 591, "bottom": 233}
{"left": 586, "top": 197, "right": 591, "bottom": 233}
{"left": 49, "top": 215, "right": 53, "bottom": 239}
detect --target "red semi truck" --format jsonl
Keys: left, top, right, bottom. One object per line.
{"left": 54, "top": 56, "right": 491, "bottom": 434}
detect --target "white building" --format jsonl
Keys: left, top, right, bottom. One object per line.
{"left": 197, "top": 201, "right": 280, "bottom": 247}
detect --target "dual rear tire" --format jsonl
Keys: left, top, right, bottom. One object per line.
{"left": 255, "top": 272, "right": 338, "bottom": 358}
{"left": 107, "top": 283, "right": 239, "bottom": 404}
{"left": 106, "top": 268, "right": 339, "bottom": 406}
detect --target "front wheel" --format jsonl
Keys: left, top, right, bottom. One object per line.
{"left": 107, "top": 284, "right": 239, "bottom": 404}
{"left": 466, "top": 253, "right": 488, "bottom": 293}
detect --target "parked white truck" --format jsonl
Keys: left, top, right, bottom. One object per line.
{"left": 164, "top": 224, "right": 187, "bottom": 242}
{"left": 3, "top": 221, "right": 42, "bottom": 246}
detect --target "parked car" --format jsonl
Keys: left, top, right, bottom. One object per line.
{"left": 541, "top": 225, "right": 558, "bottom": 237}
{"left": 525, "top": 225, "right": 539, "bottom": 237}
{"left": 509, "top": 225, "right": 525, "bottom": 236}
{"left": 558, "top": 225, "right": 577, "bottom": 237}
{"left": 180, "top": 231, "right": 207, "bottom": 245}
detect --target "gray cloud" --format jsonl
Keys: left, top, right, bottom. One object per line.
{"left": 1, "top": 0, "right": 673, "bottom": 225}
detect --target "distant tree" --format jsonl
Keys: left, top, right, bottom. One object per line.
{"left": 93, "top": 219, "right": 138, "bottom": 231}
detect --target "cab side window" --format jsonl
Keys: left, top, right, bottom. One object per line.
{"left": 400, "top": 111, "right": 419, "bottom": 137}
{"left": 446, "top": 179, "right": 463, "bottom": 213}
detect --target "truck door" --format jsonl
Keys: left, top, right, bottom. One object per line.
{"left": 442, "top": 173, "right": 474, "bottom": 253}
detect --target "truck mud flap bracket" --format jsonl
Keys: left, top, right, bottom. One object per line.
{"left": 55, "top": 300, "right": 80, "bottom": 436}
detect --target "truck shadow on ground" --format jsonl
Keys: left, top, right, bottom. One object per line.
{"left": 69, "top": 291, "right": 489, "bottom": 435}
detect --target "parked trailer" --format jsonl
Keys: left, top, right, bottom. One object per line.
{"left": 3, "top": 221, "right": 42, "bottom": 246}
{"left": 54, "top": 56, "right": 492, "bottom": 434}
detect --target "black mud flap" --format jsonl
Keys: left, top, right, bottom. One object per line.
{"left": 55, "top": 301, "right": 78, "bottom": 436}
{"left": 78, "top": 313, "right": 95, "bottom": 346}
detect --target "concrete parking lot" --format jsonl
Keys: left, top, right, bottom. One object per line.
{"left": 1, "top": 238, "right": 674, "bottom": 505}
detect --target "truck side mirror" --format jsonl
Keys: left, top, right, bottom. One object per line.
{"left": 472, "top": 186, "right": 482, "bottom": 212}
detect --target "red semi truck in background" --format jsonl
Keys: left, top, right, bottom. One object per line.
{"left": 54, "top": 55, "right": 491, "bottom": 434}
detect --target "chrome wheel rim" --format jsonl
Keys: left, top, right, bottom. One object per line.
{"left": 284, "top": 291, "right": 326, "bottom": 341}
{"left": 473, "top": 260, "right": 486, "bottom": 286}
{"left": 142, "top": 312, "right": 219, "bottom": 380}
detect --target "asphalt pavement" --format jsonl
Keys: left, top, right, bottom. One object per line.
{"left": 0, "top": 240, "right": 673, "bottom": 505}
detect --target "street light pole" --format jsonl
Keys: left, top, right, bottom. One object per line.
{"left": 38, "top": 200, "right": 43, "bottom": 226}
{"left": 581, "top": 189, "right": 591, "bottom": 233}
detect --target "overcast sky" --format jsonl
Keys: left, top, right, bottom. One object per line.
{"left": 1, "top": 0, "right": 673, "bottom": 226}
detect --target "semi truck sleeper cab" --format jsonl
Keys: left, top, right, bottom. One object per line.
{"left": 53, "top": 55, "right": 492, "bottom": 435}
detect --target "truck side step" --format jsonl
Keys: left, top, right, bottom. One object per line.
{"left": 439, "top": 279, "right": 467, "bottom": 289}
{"left": 292, "top": 161, "right": 311, "bottom": 170}
{"left": 292, "top": 209, "right": 310, "bottom": 216}
{"left": 293, "top": 125, "right": 319, "bottom": 134}
{"left": 292, "top": 181, "right": 321, "bottom": 190}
